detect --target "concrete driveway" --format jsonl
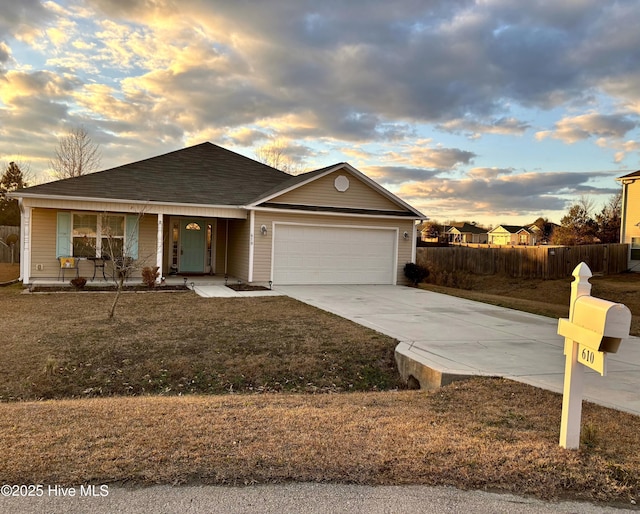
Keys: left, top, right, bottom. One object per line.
{"left": 276, "top": 285, "right": 640, "bottom": 416}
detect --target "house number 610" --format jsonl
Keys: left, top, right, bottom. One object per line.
{"left": 581, "top": 348, "right": 595, "bottom": 364}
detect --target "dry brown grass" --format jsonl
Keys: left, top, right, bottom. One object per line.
{"left": 0, "top": 378, "right": 638, "bottom": 504}
{"left": 420, "top": 272, "right": 640, "bottom": 336}
{"left": 0, "top": 286, "right": 399, "bottom": 400}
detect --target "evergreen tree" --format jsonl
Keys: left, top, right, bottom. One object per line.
{"left": 0, "top": 162, "right": 27, "bottom": 226}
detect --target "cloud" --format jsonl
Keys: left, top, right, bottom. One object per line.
{"left": 612, "top": 140, "right": 640, "bottom": 165}
{"left": 536, "top": 113, "right": 637, "bottom": 143}
{"left": 0, "top": 0, "right": 51, "bottom": 44}
{"left": 77, "top": 0, "right": 640, "bottom": 138}
{"left": 437, "top": 117, "right": 530, "bottom": 139}
{"left": 364, "top": 166, "right": 441, "bottom": 185}
{"left": 467, "top": 167, "right": 514, "bottom": 180}
{"left": 382, "top": 142, "right": 476, "bottom": 171}
{"left": 395, "top": 169, "right": 619, "bottom": 222}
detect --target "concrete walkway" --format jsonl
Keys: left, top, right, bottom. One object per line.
{"left": 193, "top": 285, "right": 283, "bottom": 298}
{"left": 276, "top": 285, "right": 640, "bottom": 416}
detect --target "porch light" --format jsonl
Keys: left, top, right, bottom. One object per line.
{"left": 260, "top": 225, "right": 268, "bottom": 236}
{"left": 403, "top": 231, "right": 410, "bottom": 240}
{"left": 183, "top": 277, "right": 187, "bottom": 286}
{"left": 269, "top": 280, "right": 272, "bottom": 290}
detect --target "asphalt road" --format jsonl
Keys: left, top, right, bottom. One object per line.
{"left": 1, "top": 483, "right": 637, "bottom": 514}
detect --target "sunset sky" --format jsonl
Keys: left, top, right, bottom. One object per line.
{"left": 1, "top": 0, "right": 639, "bottom": 226}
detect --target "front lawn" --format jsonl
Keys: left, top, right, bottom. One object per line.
{"left": 0, "top": 286, "right": 400, "bottom": 401}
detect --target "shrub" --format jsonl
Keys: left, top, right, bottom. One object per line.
{"left": 70, "top": 277, "right": 87, "bottom": 290}
{"left": 404, "top": 262, "right": 429, "bottom": 286}
{"left": 142, "top": 266, "right": 160, "bottom": 288}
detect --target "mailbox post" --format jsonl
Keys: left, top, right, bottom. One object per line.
{"left": 557, "top": 262, "right": 631, "bottom": 449}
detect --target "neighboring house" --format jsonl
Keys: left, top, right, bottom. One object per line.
{"left": 488, "top": 225, "right": 536, "bottom": 246}
{"left": 447, "top": 223, "right": 488, "bottom": 244}
{"left": 10, "top": 142, "right": 425, "bottom": 286}
{"left": 526, "top": 222, "right": 557, "bottom": 245}
{"left": 618, "top": 169, "right": 640, "bottom": 269}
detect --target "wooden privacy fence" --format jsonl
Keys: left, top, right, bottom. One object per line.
{"left": 0, "top": 226, "right": 20, "bottom": 264}
{"left": 416, "top": 244, "right": 629, "bottom": 279}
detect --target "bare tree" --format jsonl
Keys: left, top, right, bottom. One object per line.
{"left": 254, "top": 139, "right": 307, "bottom": 175}
{"left": 101, "top": 211, "right": 158, "bottom": 319}
{"left": 50, "top": 126, "right": 102, "bottom": 179}
{"left": 595, "top": 191, "right": 622, "bottom": 244}
{"left": 552, "top": 195, "right": 598, "bottom": 245}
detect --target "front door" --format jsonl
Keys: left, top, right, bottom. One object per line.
{"left": 179, "top": 219, "right": 206, "bottom": 273}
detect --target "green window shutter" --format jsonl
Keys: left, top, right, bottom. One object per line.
{"left": 56, "top": 212, "right": 71, "bottom": 258}
{"left": 125, "top": 215, "right": 139, "bottom": 259}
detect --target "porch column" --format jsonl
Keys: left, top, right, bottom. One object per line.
{"left": 19, "top": 200, "right": 31, "bottom": 285}
{"left": 248, "top": 210, "right": 255, "bottom": 283}
{"left": 411, "top": 222, "right": 417, "bottom": 263}
{"left": 156, "top": 214, "right": 163, "bottom": 281}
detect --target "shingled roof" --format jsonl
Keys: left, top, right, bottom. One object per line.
{"left": 618, "top": 170, "right": 640, "bottom": 180}
{"left": 20, "top": 142, "right": 294, "bottom": 206}
{"left": 492, "top": 224, "right": 530, "bottom": 233}
{"left": 447, "top": 223, "right": 487, "bottom": 234}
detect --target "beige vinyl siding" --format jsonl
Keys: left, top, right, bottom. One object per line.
{"left": 136, "top": 214, "right": 158, "bottom": 274}
{"left": 30, "top": 208, "right": 58, "bottom": 278}
{"left": 214, "top": 221, "right": 228, "bottom": 275}
{"left": 623, "top": 181, "right": 640, "bottom": 244}
{"left": 623, "top": 181, "right": 640, "bottom": 262}
{"left": 270, "top": 170, "right": 405, "bottom": 212}
{"left": 226, "top": 219, "right": 250, "bottom": 281}
{"left": 251, "top": 210, "right": 414, "bottom": 284}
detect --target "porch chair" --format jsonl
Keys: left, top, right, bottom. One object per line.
{"left": 58, "top": 256, "right": 80, "bottom": 282}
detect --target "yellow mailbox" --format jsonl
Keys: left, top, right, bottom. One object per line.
{"left": 558, "top": 296, "right": 631, "bottom": 354}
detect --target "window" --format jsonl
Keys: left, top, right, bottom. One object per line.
{"left": 70, "top": 213, "right": 128, "bottom": 258}
{"left": 632, "top": 237, "right": 640, "bottom": 260}
{"left": 72, "top": 214, "right": 97, "bottom": 257}
{"left": 101, "top": 215, "right": 125, "bottom": 258}
{"left": 186, "top": 222, "right": 201, "bottom": 230}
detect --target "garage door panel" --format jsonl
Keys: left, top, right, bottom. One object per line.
{"left": 273, "top": 225, "right": 396, "bottom": 285}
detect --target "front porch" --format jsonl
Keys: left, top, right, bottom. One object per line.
{"left": 26, "top": 273, "right": 282, "bottom": 298}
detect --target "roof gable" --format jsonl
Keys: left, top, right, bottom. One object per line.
{"left": 252, "top": 163, "right": 424, "bottom": 217}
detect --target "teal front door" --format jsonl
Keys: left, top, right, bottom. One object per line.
{"left": 179, "top": 219, "right": 206, "bottom": 273}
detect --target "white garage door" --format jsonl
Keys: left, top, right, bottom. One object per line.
{"left": 272, "top": 224, "right": 397, "bottom": 285}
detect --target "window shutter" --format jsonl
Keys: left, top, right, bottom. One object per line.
{"left": 56, "top": 212, "right": 71, "bottom": 258}
{"left": 125, "top": 215, "right": 139, "bottom": 259}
